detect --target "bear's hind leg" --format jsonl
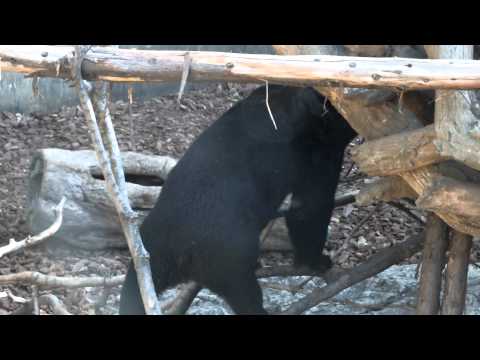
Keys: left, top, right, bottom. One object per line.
{"left": 219, "top": 273, "right": 267, "bottom": 315}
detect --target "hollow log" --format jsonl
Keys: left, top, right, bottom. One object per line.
{"left": 441, "top": 231, "right": 473, "bottom": 315}
{"left": 433, "top": 45, "right": 480, "bottom": 171}
{"left": 2, "top": 46, "right": 480, "bottom": 90}
{"left": 351, "top": 125, "right": 449, "bottom": 177}
{"left": 416, "top": 214, "right": 449, "bottom": 315}
{"left": 26, "top": 148, "right": 177, "bottom": 249}
{"left": 273, "top": 45, "right": 480, "bottom": 237}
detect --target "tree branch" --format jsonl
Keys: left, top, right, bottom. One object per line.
{"left": 0, "top": 271, "right": 125, "bottom": 288}
{"left": 282, "top": 231, "right": 425, "bottom": 314}
{"left": 72, "top": 45, "right": 161, "bottom": 314}
{"left": 0, "top": 197, "right": 66, "bottom": 258}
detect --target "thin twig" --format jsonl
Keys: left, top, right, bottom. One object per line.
{"left": 32, "top": 286, "right": 39, "bottom": 315}
{"left": 0, "top": 197, "right": 66, "bottom": 258}
{"left": 38, "top": 294, "right": 71, "bottom": 315}
{"left": 177, "top": 52, "right": 192, "bottom": 103}
{"left": 127, "top": 86, "right": 134, "bottom": 116}
{"left": 264, "top": 80, "right": 278, "bottom": 130}
{"left": 11, "top": 294, "right": 72, "bottom": 315}
{"left": 255, "top": 265, "right": 325, "bottom": 279}
{"left": 344, "top": 162, "right": 356, "bottom": 178}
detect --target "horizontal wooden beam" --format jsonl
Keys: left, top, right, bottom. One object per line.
{"left": 1, "top": 46, "right": 480, "bottom": 89}
{"left": 351, "top": 125, "right": 450, "bottom": 176}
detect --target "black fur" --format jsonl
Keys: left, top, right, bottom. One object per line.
{"left": 119, "top": 85, "right": 357, "bottom": 315}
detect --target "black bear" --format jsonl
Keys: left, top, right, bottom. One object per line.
{"left": 119, "top": 85, "right": 357, "bottom": 315}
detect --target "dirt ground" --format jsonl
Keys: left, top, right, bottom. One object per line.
{"left": 0, "top": 83, "right": 478, "bottom": 315}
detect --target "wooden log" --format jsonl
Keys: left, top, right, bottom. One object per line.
{"left": 2, "top": 46, "right": 480, "bottom": 90}
{"left": 416, "top": 175, "right": 480, "bottom": 219}
{"left": 433, "top": 45, "right": 480, "bottom": 171}
{"left": 356, "top": 177, "right": 417, "bottom": 206}
{"left": 351, "top": 125, "right": 449, "bottom": 176}
{"left": 441, "top": 231, "right": 473, "bottom": 315}
{"left": 416, "top": 214, "right": 449, "bottom": 315}
{"left": 26, "top": 148, "right": 177, "bottom": 249}
{"left": 273, "top": 45, "right": 480, "bottom": 237}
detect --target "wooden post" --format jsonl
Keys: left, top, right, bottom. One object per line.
{"left": 441, "top": 231, "right": 473, "bottom": 315}
{"left": 434, "top": 45, "right": 474, "bottom": 315}
{"left": 416, "top": 213, "right": 449, "bottom": 314}
{"left": 433, "top": 45, "right": 480, "bottom": 171}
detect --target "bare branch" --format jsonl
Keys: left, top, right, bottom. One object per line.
{"left": 177, "top": 52, "right": 192, "bottom": 103}
{"left": 255, "top": 265, "right": 325, "bottom": 279}
{"left": 282, "top": 231, "right": 425, "bottom": 314}
{"left": 0, "top": 271, "right": 124, "bottom": 289}
{"left": 0, "top": 197, "right": 66, "bottom": 258}
{"left": 32, "top": 286, "right": 39, "bottom": 315}
{"left": 38, "top": 294, "right": 72, "bottom": 315}
{"left": 72, "top": 45, "right": 161, "bottom": 315}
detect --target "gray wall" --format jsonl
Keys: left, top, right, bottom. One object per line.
{"left": 0, "top": 45, "right": 274, "bottom": 114}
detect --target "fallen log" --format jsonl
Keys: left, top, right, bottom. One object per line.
{"left": 26, "top": 148, "right": 177, "bottom": 249}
